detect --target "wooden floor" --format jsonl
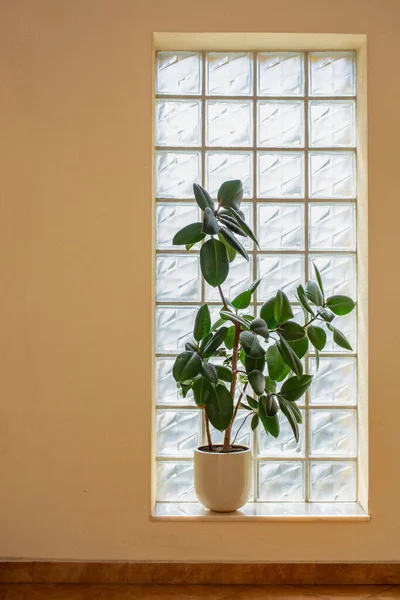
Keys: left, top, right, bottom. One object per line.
{"left": 1, "top": 584, "right": 399, "bottom": 600}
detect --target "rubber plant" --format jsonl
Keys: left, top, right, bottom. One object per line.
{"left": 172, "top": 179, "right": 356, "bottom": 453}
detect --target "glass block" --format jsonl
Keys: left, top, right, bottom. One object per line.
{"left": 206, "top": 256, "right": 253, "bottom": 302}
{"left": 257, "top": 101, "right": 304, "bottom": 147}
{"left": 258, "top": 152, "right": 304, "bottom": 198}
{"left": 156, "top": 151, "right": 201, "bottom": 199}
{"left": 258, "top": 462, "right": 304, "bottom": 501}
{"left": 309, "top": 152, "right": 356, "bottom": 199}
{"left": 309, "top": 357, "right": 357, "bottom": 406}
{"left": 206, "top": 152, "right": 252, "bottom": 199}
{"left": 309, "top": 461, "right": 356, "bottom": 501}
{"left": 156, "top": 306, "right": 198, "bottom": 354}
{"left": 323, "top": 310, "right": 357, "bottom": 354}
{"left": 309, "top": 203, "right": 356, "bottom": 251}
{"left": 310, "top": 254, "right": 356, "bottom": 297}
{"left": 156, "top": 254, "right": 201, "bottom": 302}
{"left": 156, "top": 461, "right": 196, "bottom": 501}
{"left": 258, "top": 255, "right": 304, "bottom": 301}
{"left": 156, "top": 52, "right": 202, "bottom": 95}
{"left": 258, "top": 52, "right": 304, "bottom": 96}
{"left": 156, "top": 358, "right": 195, "bottom": 405}
{"left": 156, "top": 100, "right": 201, "bottom": 147}
{"left": 206, "top": 101, "right": 253, "bottom": 147}
{"left": 258, "top": 410, "right": 304, "bottom": 457}
{"left": 210, "top": 411, "right": 253, "bottom": 449}
{"left": 156, "top": 409, "right": 200, "bottom": 457}
{"left": 309, "top": 101, "right": 356, "bottom": 147}
{"left": 257, "top": 203, "right": 304, "bottom": 250}
{"left": 156, "top": 203, "right": 200, "bottom": 250}
{"left": 206, "top": 52, "right": 253, "bottom": 96}
{"left": 309, "top": 52, "right": 355, "bottom": 97}
{"left": 310, "top": 409, "right": 357, "bottom": 457}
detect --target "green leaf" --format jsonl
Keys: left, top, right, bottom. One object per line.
{"left": 313, "top": 262, "right": 325, "bottom": 299}
{"left": 224, "top": 326, "right": 236, "bottom": 350}
{"left": 274, "top": 290, "right": 294, "bottom": 323}
{"left": 200, "top": 238, "right": 229, "bottom": 287}
{"left": 288, "top": 336, "right": 309, "bottom": 359}
{"left": 260, "top": 297, "right": 278, "bottom": 329}
{"left": 179, "top": 382, "right": 192, "bottom": 399}
{"left": 199, "top": 333, "right": 212, "bottom": 353}
{"left": 192, "top": 376, "right": 212, "bottom": 408}
{"left": 327, "top": 324, "right": 353, "bottom": 351}
{"left": 245, "top": 355, "right": 265, "bottom": 374}
{"left": 279, "top": 320, "right": 306, "bottom": 341}
{"left": 224, "top": 206, "right": 259, "bottom": 247}
{"left": 241, "top": 402, "right": 253, "bottom": 411}
{"left": 265, "top": 376, "right": 277, "bottom": 393}
{"left": 259, "top": 397, "right": 280, "bottom": 438}
{"left": 278, "top": 336, "right": 303, "bottom": 377}
{"left": 215, "top": 365, "right": 232, "bottom": 382}
{"left": 240, "top": 331, "right": 265, "bottom": 359}
{"left": 173, "top": 222, "right": 205, "bottom": 246}
{"left": 201, "top": 361, "right": 219, "bottom": 385}
{"left": 220, "top": 311, "right": 250, "bottom": 330}
{"left": 305, "top": 280, "right": 324, "bottom": 307}
{"left": 251, "top": 413, "right": 260, "bottom": 431}
{"left": 280, "top": 374, "right": 313, "bottom": 402}
{"left": 203, "top": 326, "right": 229, "bottom": 354}
{"left": 266, "top": 344, "right": 285, "bottom": 380}
{"left": 326, "top": 295, "right": 356, "bottom": 316}
{"left": 202, "top": 206, "right": 220, "bottom": 235}
{"left": 278, "top": 397, "right": 299, "bottom": 442}
{"left": 217, "top": 180, "right": 243, "bottom": 211}
{"left": 232, "top": 290, "right": 252, "bottom": 310}
{"left": 288, "top": 400, "right": 302, "bottom": 424}
{"left": 307, "top": 325, "right": 326, "bottom": 351}
{"left": 276, "top": 365, "right": 291, "bottom": 382}
{"left": 193, "top": 183, "right": 214, "bottom": 211}
{"left": 194, "top": 304, "right": 211, "bottom": 342}
{"left": 246, "top": 395, "right": 259, "bottom": 410}
{"left": 297, "top": 284, "right": 315, "bottom": 315}
{"left": 248, "top": 278, "right": 261, "bottom": 294}
{"left": 218, "top": 232, "right": 236, "bottom": 262}
{"left": 219, "top": 227, "right": 249, "bottom": 261}
{"left": 219, "top": 214, "right": 246, "bottom": 237}
{"left": 318, "top": 308, "right": 335, "bottom": 323}
{"left": 172, "top": 351, "right": 202, "bottom": 382}
{"left": 248, "top": 370, "right": 266, "bottom": 396}
{"left": 205, "top": 384, "right": 234, "bottom": 431}
{"left": 250, "top": 318, "right": 269, "bottom": 339}
{"left": 211, "top": 316, "right": 226, "bottom": 331}
{"left": 265, "top": 393, "right": 279, "bottom": 416}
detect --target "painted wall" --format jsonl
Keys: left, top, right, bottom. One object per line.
{"left": 0, "top": 0, "right": 399, "bottom": 562}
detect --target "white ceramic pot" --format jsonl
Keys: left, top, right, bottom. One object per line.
{"left": 194, "top": 445, "right": 252, "bottom": 512}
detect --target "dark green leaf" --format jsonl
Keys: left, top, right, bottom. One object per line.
{"left": 313, "top": 262, "right": 325, "bottom": 299}
{"left": 220, "top": 311, "right": 250, "bottom": 329}
{"left": 245, "top": 355, "right": 265, "bottom": 374}
{"left": 279, "top": 320, "right": 306, "bottom": 341}
{"left": 211, "top": 316, "right": 226, "bottom": 331}
{"left": 260, "top": 297, "right": 278, "bottom": 329}
{"left": 224, "top": 206, "right": 259, "bottom": 247}
{"left": 172, "top": 351, "right": 202, "bottom": 382}
{"left": 274, "top": 290, "right": 294, "bottom": 323}
{"left": 251, "top": 413, "right": 260, "bottom": 431}
{"left": 219, "top": 214, "right": 246, "bottom": 237}
{"left": 326, "top": 295, "right": 356, "bottom": 316}
{"left": 219, "top": 227, "right": 249, "bottom": 261}
{"left": 248, "top": 278, "right": 261, "bottom": 294}
{"left": 194, "top": 304, "right": 211, "bottom": 342}
{"left": 318, "top": 308, "right": 335, "bottom": 322}
{"left": 205, "top": 384, "right": 234, "bottom": 431}
{"left": 173, "top": 222, "right": 205, "bottom": 246}
{"left": 192, "top": 376, "right": 212, "bottom": 408}
{"left": 217, "top": 180, "right": 243, "bottom": 211}
{"left": 241, "top": 402, "right": 253, "bottom": 411}
{"left": 278, "top": 397, "right": 299, "bottom": 442}
{"left": 278, "top": 336, "right": 303, "bottom": 377}
{"left": 276, "top": 365, "right": 291, "bottom": 382}
{"left": 201, "top": 361, "right": 219, "bottom": 385}
{"left": 200, "top": 238, "right": 229, "bottom": 287}
{"left": 265, "top": 393, "right": 279, "bottom": 416}
{"left": 199, "top": 333, "right": 212, "bottom": 353}
{"left": 248, "top": 370, "right": 266, "bottom": 396}
{"left": 259, "top": 397, "right": 280, "bottom": 438}
{"left": 305, "top": 280, "right": 324, "bottom": 307}
{"left": 240, "top": 331, "right": 265, "bottom": 358}
{"left": 232, "top": 290, "right": 252, "bottom": 310}
{"left": 185, "top": 341, "right": 198, "bottom": 352}
{"left": 297, "top": 284, "right": 315, "bottom": 315}
{"left": 193, "top": 183, "right": 214, "bottom": 211}
{"left": 246, "top": 395, "right": 259, "bottom": 410}
{"left": 307, "top": 325, "right": 326, "bottom": 351}
{"left": 327, "top": 324, "right": 353, "bottom": 351}
{"left": 288, "top": 400, "right": 302, "bottom": 424}
{"left": 179, "top": 382, "right": 192, "bottom": 398}
{"left": 218, "top": 232, "right": 236, "bottom": 262}
{"left": 215, "top": 365, "right": 232, "bottom": 382}
{"left": 288, "top": 336, "right": 309, "bottom": 359}
{"left": 265, "top": 376, "right": 277, "bottom": 393}
{"left": 280, "top": 374, "right": 313, "bottom": 402}
{"left": 266, "top": 343, "right": 286, "bottom": 380}
{"left": 202, "top": 207, "right": 220, "bottom": 235}
{"left": 224, "top": 326, "right": 236, "bottom": 350}
{"left": 203, "top": 326, "right": 229, "bottom": 354}
{"left": 250, "top": 317, "right": 269, "bottom": 339}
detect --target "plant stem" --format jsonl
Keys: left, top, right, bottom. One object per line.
{"left": 222, "top": 323, "right": 241, "bottom": 452}
{"left": 217, "top": 285, "right": 229, "bottom": 311}
{"left": 231, "top": 411, "right": 252, "bottom": 446}
{"left": 204, "top": 412, "right": 212, "bottom": 451}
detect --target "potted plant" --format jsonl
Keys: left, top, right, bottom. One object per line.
{"left": 171, "top": 179, "right": 356, "bottom": 513}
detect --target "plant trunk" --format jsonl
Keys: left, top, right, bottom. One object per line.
{"left": 204, "top": 412, "right": 213, "bottom": 451}
{"left": 223, "top": 323, "right": 241, "bottom": 452}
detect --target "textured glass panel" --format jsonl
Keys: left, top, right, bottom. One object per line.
{"left": 310, "top": 461, "right": 356, "bottom": 501}
{"left": 156, "top": 100, "right": 201, "bottom": 147}
{"left": 310, "top": 357, "right": 357, "bottom": 406}
{"left": 310, "top": 410, "right": 357, "bottom": 457}
{"left": 207, "top": 52, "right": 253, "bottom": 96}
{"left": 258, "top": 255, "right": 304, "bottom": 301}
{"left": 156, "top": 203, "right": 200, "bottom": 250}
{"left": 206, "top": 256, "right": 253, "bottom": 301}
{"left": 258, "top": 410, "right": 304, "bottom": 457}
{"left": 156, "top": 409, "right": 200, "bottom": 457}
{"left": 210, "top": 411, "right": 253, "bottom": 449}
{"left": 156, "top": 151, "right": 201, "bottom": 199}
{"left": 258, "top": 101, "right": 304, "bottom": 147}
{"left": 258, "top": 462, "right": 304, "bottom": 501}
{"left": 240, "top": 203, "right": 253, "bottom": 250}
{"left": 156, "top": 358, "right": 194, "bottom": 405}
{"left": 323, "top": 311, "right": 357, "bottom": 354}
{"left": 206, "top": 152, "right": 252, "bottom": 199}
{"left": 309, "top": 203, "right": 356, "bottom": 251}
{"left": 156, "top": 306, "right": 198, "bottom": 354}
{"left": 156, "top": 255, "right": 200, "bottom": 301}
{"left": 206, "top": 101, "right": 253, "bottom": 147}
{"left": 156, "top": 461, "right": 196, "bottom": 501}
{"left": 258, "top": 203, "right": 304, "bottom": 250}
{"left": 258, "top": 52, "right": 304, "bottom": 96}
{"left": 156, "top": 52, "right": 202, "bottom": 95}
{"left": 309, "top": 101, "right": 356, "bottom": 147}
{"left": 310, "top": 254, "right": 356, "bottom": 297}
{"left": 309, "top": 152, "right": 356, "bottom": 199}
{"left": 258, "top": 152, "right": 304, "bottom": 198}
{"left": 309, "top": 52, "right": 355, "bottom": 97}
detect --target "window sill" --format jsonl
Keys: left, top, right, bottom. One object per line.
{"left": 152, "top": 502, "right": 370, "bottom": 521}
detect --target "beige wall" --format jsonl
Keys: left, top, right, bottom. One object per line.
{"left": 0, "top": 0, "right": 399, "bottom": 562}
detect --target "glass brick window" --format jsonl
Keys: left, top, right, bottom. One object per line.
{"left": 155, "top": 51, "right": 358, "bottom": 504}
